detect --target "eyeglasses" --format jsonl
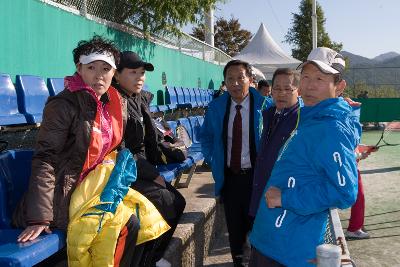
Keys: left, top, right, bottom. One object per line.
{"left": 272, "top": 87, "right": 297, "bottom": 94}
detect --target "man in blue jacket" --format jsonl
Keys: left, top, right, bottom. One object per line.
{"left": 249, "top": 47, "right": 360, "bottom": 267}
{"left": 200, "top": 60, "right": 269, "bottom": 266}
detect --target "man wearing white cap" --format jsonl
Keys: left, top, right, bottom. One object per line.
{"left": 248, "top": 47, "right": 360, "bottom": 266}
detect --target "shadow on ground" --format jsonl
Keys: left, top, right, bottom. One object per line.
{"left": 360, "top": 166, "right": 400, "bottom": 174}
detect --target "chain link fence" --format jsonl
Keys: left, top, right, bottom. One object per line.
{"left": 343, "top": 67, "right": 400, "bottom": 98}
{"left": 41, "top": 0, "right": 231, "bottom": 65}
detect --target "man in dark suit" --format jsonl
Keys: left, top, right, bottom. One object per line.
{"left": 200, "top": 60, "right": 269, "bottom": 266}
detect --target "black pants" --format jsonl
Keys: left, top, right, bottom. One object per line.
{"left": 117, "top": 215, "right": 142, "bottom": 267}
{"left": 131, "top": 179, "right": 186, "bottom": 267}
{"left": 222, "top": 169, "right": 254, "bottom": 265}
{"left": 249, "top": 248, "right": 286, "bottom": 267}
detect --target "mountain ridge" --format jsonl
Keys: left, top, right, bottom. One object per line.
{"left": 341, "top": 50, "right": 400, "bottom": 67}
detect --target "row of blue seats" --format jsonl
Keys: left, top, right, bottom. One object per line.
{"left": 0, "top": 74, "right": 61, "bottom": 126}
{"left": 0, "top": 73, "right": 215, "bottom": 127}
{"left": 160, "top": 86, "right": 213, "bottom": 113}
{"left": 0, "top": 115, "right": 205, "bottom": 266}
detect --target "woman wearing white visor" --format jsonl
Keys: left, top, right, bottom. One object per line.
{"left": 12, "top": 36, "right": 146, "bottom": 266}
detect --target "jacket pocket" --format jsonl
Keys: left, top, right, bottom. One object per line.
{"left": 275, "top": 176, "right": 296, "bottom": 228}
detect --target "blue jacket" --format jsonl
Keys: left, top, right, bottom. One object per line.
{"left": 249, "top": 98, "right": 360, "bottom": 267}
{"left": 200, "top": 88, "right": 269, "bottom": 196}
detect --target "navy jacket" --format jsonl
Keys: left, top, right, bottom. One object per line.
{"left": 249, "top": 101, "right": 301, "bottom": 217}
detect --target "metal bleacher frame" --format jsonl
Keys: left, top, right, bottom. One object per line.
{"left": 325, "top": 209, "right": 355, "bottom": 266}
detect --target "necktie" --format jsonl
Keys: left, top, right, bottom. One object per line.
{"left": 267, "top": 112, "right": 281, "bottom": 139}
{"left": 230, "top": 105, "right": 242, "bottom": 173}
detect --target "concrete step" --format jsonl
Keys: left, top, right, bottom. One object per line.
{"left": 162, "top": 165, "right": 227, "bottom": 267}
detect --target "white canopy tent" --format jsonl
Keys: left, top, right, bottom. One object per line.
{"left": 235, "top": 23, "right": 301, "bottom": 79}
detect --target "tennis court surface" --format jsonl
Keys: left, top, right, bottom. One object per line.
{"left": 340, "top": 130, "right": 400, "bottom": 266}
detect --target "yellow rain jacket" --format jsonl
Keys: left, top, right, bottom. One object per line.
{"left": 67, "top": 149, "right": 170, "bottom": 267}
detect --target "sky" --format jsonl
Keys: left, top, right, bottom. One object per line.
{"left": 183, "top": 0, "right": 400, "bottom": 59}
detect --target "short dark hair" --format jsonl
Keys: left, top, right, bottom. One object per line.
{"left": 257, "top": 79, "right": 270, "bottom": 89}
{"left": 272, "top": 68, "right": 300, "bottom": 87}
{"left": 72, "top": 35, "right": 120, "bottom": 66}
{"left": 333, "top": 74, "right": 343, "bottom": 84}
{"left": 223, "top": 60, "right": 252, "bottom": 79}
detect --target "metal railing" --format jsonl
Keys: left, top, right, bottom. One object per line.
{"left": 324, "top": 209, "right": 354, "bottom": 266}
{"left": 40, "top": 0, "right": 232, "bottom": 65}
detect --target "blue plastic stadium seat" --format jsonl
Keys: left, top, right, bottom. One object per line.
{"left": 156, "top": 157, "right": 194, "bottom": 182}
{"left": 200, "top": 89, "right": 209, "bottom": 106}
{"left": 149, "top": 105, "right": 159, "bottom": 113}
{"left": 177, "top": 118, "right": 203, "bottom": 161}
{"left": 0, "top": 150, "right": 33, "bottom": 228}
{"left": 174, "top": 87, "right": 185, "bottom": 105}
{"left": 16, "top": 75, "right": 50, "bottom": 124}
{"left": 0, "top": 150, "right": 66, "bottom": 266}
{"left": 177, "top": 118, "right": 193, "bottom": 140}
{"left": 182, "top": 87, "right": 197, "bottom": 108}
{"left": 157, "top": 105, "right": 168, "bottom": 112}
{"left": 165, "top": 86, "right": 178, "bottom": 110}
{"left": 208, "top": 89, "right": 214, "bottom": 102}
{"left": 196, "top": 115, "right": 204, "bottom": 127}
{"left": 188, "top": 117, "right": 201, "bottom": 144}
{"left": 174, "top": 87, "right": 191, "bottom": 109}
{"left": 0, "top": 74, "right": 27, "bottom": 126}
{"left": 158, "top": 170, "right": 176, "bottom": 183}
{"left": 47, "top": 78, "right": 64, "bottom": 96}
{"left": 0, "top": 229, "right": 65, "bottom": 267}
{"left": 188, "top": 116, "right": 203, "bottom": 153}
{"left": 194, "top": 88, "right": 204, "bottom": 107}
{"left": 188, "top": 88, "right": 200, "bottom": 107}
{"left": 157, "top": 119, "right": 204, "bottom": 182}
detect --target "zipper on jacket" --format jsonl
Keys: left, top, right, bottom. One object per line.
{"left": 135, "top": 203, "right": 141, "bottom": 226}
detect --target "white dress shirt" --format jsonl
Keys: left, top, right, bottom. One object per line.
{"left": 227, "top": 95, "right": 251, "bottom": 169}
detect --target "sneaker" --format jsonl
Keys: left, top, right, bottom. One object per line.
{"left": 345, "top": 229, "right": 370, "bottom": 239}
{"left": 156, "top": 258, "right": 171, "bottom": 267}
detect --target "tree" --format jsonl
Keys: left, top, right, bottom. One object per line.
{"left": 57, "top": 0, "right": 222, "bottom": 36}
{"left": 285, "top": 0, "right": 342, "bottom": 62}
{"left": 344, "top": 82, "right": 400, "bottom": 98}
{"left": 191, "top": 16, "right": 252, "bottom": 57}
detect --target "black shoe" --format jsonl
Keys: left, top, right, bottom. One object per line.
{"left": 233, "top": 255, "right": 245, "bottom": 267}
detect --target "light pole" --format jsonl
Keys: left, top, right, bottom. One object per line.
{"left": 312, "top": 0, "right": 317, "bottom": 49}
{"left": 205, "top": 6, "right": 215, "bottom": 47}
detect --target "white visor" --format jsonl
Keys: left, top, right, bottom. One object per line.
{"left": 79, "top": 52, "right": 116, "bottom": 69}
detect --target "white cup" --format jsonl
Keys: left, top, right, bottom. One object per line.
{"left": 316, "top": 244, "right": 341, "bottom": 267}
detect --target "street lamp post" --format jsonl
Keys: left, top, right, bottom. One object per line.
{"left": 312, "top": 0, "right": 317, "bottom": 49}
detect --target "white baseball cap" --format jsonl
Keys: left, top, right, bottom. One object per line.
{"left": 79, "top": 52, "right": 117, "bottom": 69}
{"left": 297, "top": 47, "right": 345, "bottom": 74}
